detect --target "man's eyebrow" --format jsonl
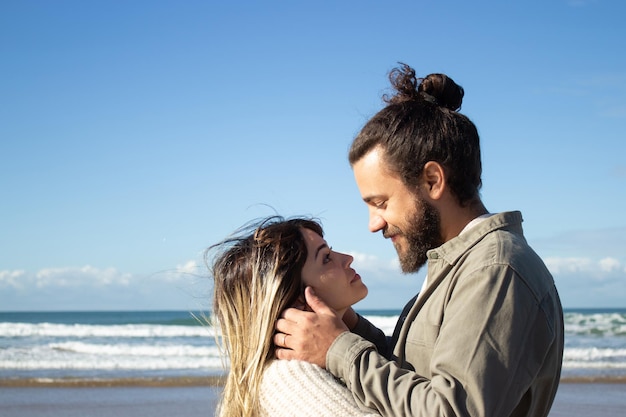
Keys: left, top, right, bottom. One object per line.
{"left": 315, "top": 243, "right": 329, "bottom": 260}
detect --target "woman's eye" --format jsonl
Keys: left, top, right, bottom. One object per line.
{"left": 323, "top": 248, "right": 333, "bottom": 264}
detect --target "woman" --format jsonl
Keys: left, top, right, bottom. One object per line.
{"left": 207, "top": 216, "right": 379, "bottom": 417}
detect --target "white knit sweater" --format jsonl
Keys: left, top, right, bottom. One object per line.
{"left": 259, "top": 360, "right": 379, "bottom": 417}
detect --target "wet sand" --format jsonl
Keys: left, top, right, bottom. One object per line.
{"left": 548, "top": 382, "right": 626, "bottom": 417}
{"left": 0, "top": 386, "right": 221, "bottom": 417}
{"left": 1, "top": 380, "right": 624, "bottom": 417}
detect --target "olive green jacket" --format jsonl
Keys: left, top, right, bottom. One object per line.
{"left": 327, "top": 211, "right": 564, "bottom": 417}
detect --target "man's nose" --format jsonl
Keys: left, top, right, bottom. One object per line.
{"left": 369, "top": 214, "right": 386, "bottom": 233}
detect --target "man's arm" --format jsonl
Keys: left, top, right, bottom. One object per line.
{"left": 327, "top": 266, "right": 557, "bottom": 417}
{"left": 350, "top": 312, "right": 392, "bottom": 359}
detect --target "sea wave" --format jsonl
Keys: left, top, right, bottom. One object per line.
{"left": 48, "top": 341, "right": 215, "bottom": 356}
{"left": 0, "top": 322, "right": 215, "bottom": 338}
{"left": 0, "top": 356, "right": 224, "bottom": 371}
{"left": 361, "top": 315, "right": 397, "bottom": 336}
{"left": 564, "top": 311, "right": 626, "bottom": 336}
{"left": 1, "top": 310, "right": 625, "bottom": 380}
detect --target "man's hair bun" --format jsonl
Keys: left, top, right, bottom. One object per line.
{"left": 384, "top": 63, "right": 464, "bottom": 111}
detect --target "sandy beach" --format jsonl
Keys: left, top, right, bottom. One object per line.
{"left": 548, "top": 382, "right": 626, "bottom": 417}
{"left": 1, "top": 380, "right": 624, "bottom": 417}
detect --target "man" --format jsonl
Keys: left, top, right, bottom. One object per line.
{"left": 275, "top": 63, "right": 564, "bottom": 417}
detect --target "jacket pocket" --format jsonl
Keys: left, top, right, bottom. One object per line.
{"left": 403, "top": 321, "right": 440, "bottom": 373}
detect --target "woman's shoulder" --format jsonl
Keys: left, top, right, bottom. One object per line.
{"left": 260, "top": 360, "right": 379, "bottom": 417}
{"left": 263, "top": 359, "right": 331, "bottom": 382}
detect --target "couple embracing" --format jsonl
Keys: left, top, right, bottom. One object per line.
{"left": 209, "top": 63, "right": 564, "bottom": 417}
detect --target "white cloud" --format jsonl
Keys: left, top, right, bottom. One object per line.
{"left": 544, "top": 257, "right": 593, "bottom": 274}
{"left": 351, "top": 250, "right": 626, "bottom": 309}
{"left": 0, "top": 263, "right": 212, "bottom": 311}
{"left": 349, "top": 251, "right": 389, "bottom": 271}
{"left": 346, "top": 250, "right": 426, "bottom": 310}
{"left": 2, "top": 251, "right": 623, "bottom": 311}
{"left": 545, "top": 256, "right": 624, "bottom": 279}
{"left": 546, "top": 255, "right": 626, "bottom": 308}
{"left": 33, "top": 266, "right": 132, "bottom": 288}
{"left": 154, "top": 260, "right": 204, "bottom": 282}
{"left": 0, "top": 269, "right": 26, "bottom": 289}
{"left": 599, "top": 257, "right": 622, "bottom": 273}
{"left": 348, "top": 250, "right": 426, "bottom": 293}
{"left": 0, "top": 266, "right": 136, "bottom": 290}
{"left": 177, "top": 260, "right": 201, "bottom": 275}
{"left": 0, "top": 262, "right": 206, "bottom": 291}
{"left": 348, "top": 251, "right": 409, "bottom": 282}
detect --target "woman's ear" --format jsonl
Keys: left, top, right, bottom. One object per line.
{"left": 293, "top": 294, "right": 305, "bottom": 308}
{"left": 295, "top": 294, "right": 312, "bottom": 312}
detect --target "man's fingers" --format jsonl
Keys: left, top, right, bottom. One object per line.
{"left": 275, "top": 317, "right": 297, "bottom": 336}
{"left": 275, "top": 347, "right": 294, "bottom": 360}
{"left": 279, "top": 306, "right": 309, "bottom": 322}
{"left": 273, "top": 332, "right": 289, "bottom": 348}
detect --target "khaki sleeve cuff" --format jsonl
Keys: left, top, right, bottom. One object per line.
{"left": 326, "top": 331, "right": 376, "bottom": 382}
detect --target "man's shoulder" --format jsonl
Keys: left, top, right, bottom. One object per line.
{"left": 466, "top": 214, "right": 557, "bottom": 301}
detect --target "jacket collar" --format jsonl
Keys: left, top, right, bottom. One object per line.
{"left": 427, "top": 211, "right": 524, "bottom": 267}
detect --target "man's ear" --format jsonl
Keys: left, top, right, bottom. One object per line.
{"left": 422, "top": 161, "right": 446, "bottom": 200}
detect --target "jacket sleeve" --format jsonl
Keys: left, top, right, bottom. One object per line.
{"left": 351, "top": 314, "right": 392, "bottom": 358}
{"left": 326, "top": 265, "right": 558, "bottom": 417}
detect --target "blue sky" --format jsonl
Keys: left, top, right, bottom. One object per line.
{"left": 1, "top": 0, "right": 625, "bottom": 311}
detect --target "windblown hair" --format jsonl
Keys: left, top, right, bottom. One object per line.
{"left": 206, "top": 216, "right": 324, "bottom": 417}
{"left": 349, "top": 63, "right": 482, "bottom": 206}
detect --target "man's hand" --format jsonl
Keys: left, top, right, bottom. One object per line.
{"left": 274, "top": 287, "right": 348, "bottom": 368}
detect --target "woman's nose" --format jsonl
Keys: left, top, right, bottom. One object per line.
{"left": 342, "top": 252, "right": 354, "bottom": 267}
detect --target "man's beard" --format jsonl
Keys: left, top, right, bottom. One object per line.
{"left": 390, "top": 195, "right": 442, "bottom": 273}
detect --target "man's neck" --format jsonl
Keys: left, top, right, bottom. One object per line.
{"left": 440, "top": 199, "right": 488, "bottom": 242}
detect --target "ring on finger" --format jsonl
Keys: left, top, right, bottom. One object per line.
{"left": 282, "top": 333, "right": 287, "bottom": 346}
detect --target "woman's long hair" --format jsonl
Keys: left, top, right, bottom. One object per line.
{"left": 206, "top": 216, "right": 323, "bottom": 417}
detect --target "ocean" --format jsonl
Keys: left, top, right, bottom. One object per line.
{"left": 1, "top": 309, "right": 625, "bottom": 383}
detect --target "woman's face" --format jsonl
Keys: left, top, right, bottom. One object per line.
{"left": 300, "top": 228, "right": 368, "bottom": 315}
